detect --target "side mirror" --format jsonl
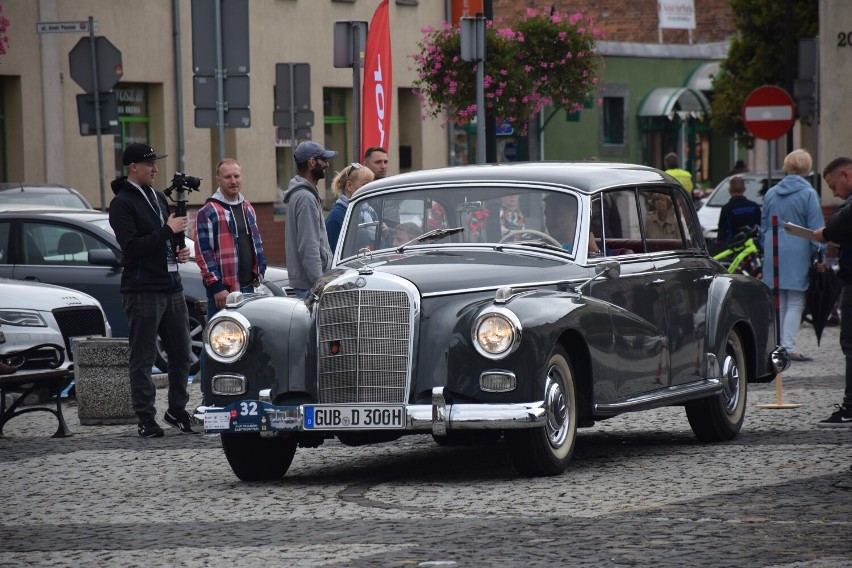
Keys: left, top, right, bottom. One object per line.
{"left": 596, "top": 260, "right": 620, "bottom": 279}
{"left": 88, "top": 248, "right": 121, "bottom": 268}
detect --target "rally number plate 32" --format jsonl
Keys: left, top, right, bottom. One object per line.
{"left": 303, "top": 405, "right": 405, "bottom": 430}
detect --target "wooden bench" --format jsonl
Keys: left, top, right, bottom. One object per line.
{"left": 0, "top": 367, "right": 75, "bottom": 438}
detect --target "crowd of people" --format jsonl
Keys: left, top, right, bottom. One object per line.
{"left": 107, "top": 141, "right": 851, "bottom": 436}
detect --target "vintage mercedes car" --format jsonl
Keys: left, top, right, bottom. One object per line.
{"left": 200, "top": 162, "right": 789, "bottom": 480}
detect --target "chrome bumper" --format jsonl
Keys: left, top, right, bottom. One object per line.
{"left": 199, "top": 387, "right": 546, "bottom": 436}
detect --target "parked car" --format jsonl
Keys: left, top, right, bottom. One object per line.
{"left": 696, "top": 171, "right": 785, "bottom": 240}
{"left": 0, "top": 183, "right": 93, "bottom": 210}
{"left": 0, "top": 278, "right": 110, "bottom": 372}
{"left": 0, "top": 209, "right": 289, "bottom": 375}
{"left": 198, "top": 162, "right": 789, "bottom": 481}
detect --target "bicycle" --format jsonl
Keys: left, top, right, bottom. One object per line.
{"left": 711, "top": 225, "right": 763, "bottom": 278}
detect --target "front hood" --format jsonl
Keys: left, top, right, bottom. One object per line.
{"left": 338, "top": 248, "right": 586, "bottom": 295}
{"left": 0, "top": 278, "right": 102, "bottom": 311}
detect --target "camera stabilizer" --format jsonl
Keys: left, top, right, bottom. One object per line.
{"left": 163, "top": 172, "right": 202, "bottom": 249}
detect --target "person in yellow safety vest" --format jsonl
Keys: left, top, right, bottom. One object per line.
{"left": 664, "top": 152, "right": 694, "bottom": 193}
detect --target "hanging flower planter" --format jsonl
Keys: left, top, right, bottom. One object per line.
{"left": 412, "top": 8, "right": 604, "bottom": 134}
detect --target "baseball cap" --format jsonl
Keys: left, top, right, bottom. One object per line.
{"left": 294, "top": 141, "right": 338, "bottom": 164}
{"left": 122, "top": 142, "right": 168, "bottom": 166}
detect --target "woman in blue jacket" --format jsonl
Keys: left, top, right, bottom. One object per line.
{"left": 325, "top": 163, "right": 375, "bottom": 251}
{"left": 761, "top": 149, "right": 824, "bottom": 361}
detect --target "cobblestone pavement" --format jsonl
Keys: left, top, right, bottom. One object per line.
{"left": 1, "top": 323, "right": 850, "bottom": 567}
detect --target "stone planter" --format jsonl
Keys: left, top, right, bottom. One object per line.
{"left": 73, "top": 337, "right": 136, "bottom": 425}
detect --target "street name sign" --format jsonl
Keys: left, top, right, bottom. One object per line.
{"left": 742, "top": 85, "right": 796, "bottom": 141}
{"left": 36, "top": 21, "right": 99, "bottom": 34}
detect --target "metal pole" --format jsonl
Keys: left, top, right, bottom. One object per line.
{"left": 352, "top": 22, "right": 362, "bottom": 164}
{"left": 214, "top": 0, "right": 226, "bottom": 161}
{"left": 172, "top": 0, "right": 186, "bottom": 173}
{"left": 88, "top": 16, "right": 106, "bottom": 211}
{"left": 475, "top": 16, "right": 485, "bottom": 164}
{"left": 288, "top": 64, "right": 296, "bottom": 146}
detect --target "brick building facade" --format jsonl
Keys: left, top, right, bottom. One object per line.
{"left": 491, "top": 1, "right": 735, "bottom": 44}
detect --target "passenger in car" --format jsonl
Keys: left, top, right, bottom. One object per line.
{"left": 392, "top": 222, "right": 422, "bottom": 247}
{"left": 644, "top": 193, "right": 682, "bottom": 240}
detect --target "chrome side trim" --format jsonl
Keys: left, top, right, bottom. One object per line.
{"left": 594, "top": 378, "right": 723, "bottom": 415}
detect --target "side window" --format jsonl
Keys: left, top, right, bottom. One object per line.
{"left": 639, "top": 189, "right": 684, "bottom": 252}
{"left": 672, "top": 191, "right": 701, "bottom": 249}
{"left": 591, "top": 190, "right": 641, "bottom": 256}
{"left": 0, "top": 222, "right": 9, "bottom": 264}
{"left": 23, "top": 222, "right": 104, "bottom": 266}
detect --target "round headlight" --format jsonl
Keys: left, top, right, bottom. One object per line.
{"left": 206, "top": 316, "right": 249, "bottom": 361}
{"left": 473, "top": 309, "right": 521, "bottom": 359}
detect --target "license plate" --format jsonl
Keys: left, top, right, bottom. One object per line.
{"left": 303, "top": 405, "right": 405, "bottom": 430}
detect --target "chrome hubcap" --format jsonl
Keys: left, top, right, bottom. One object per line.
{"left": 544, "top": 370, "right": 569, "bottom": 448}
{"left": 720, "top": 347, "right": 741, "bottom": 414}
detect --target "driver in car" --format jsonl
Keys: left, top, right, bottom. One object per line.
{"left": 544, "top": 194, "right": 601, "bottom": 254}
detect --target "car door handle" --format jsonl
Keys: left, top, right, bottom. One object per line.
{"left": 695, "top": 274, "right": 714, "bottom": 282}
{"left": 650, "top": 278, "right": 665, "bottom": 286}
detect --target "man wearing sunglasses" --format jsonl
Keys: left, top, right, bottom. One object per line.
{"left": 283, "top": 141, "right": 338, "bottom": 299}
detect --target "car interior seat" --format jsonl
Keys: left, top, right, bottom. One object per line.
{"left": 57, "top": 232, "right": 85, "bottom": 259}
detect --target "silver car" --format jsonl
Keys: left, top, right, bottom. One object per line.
{"left": 0, "top": 278, "right": 110, "bottom": 372}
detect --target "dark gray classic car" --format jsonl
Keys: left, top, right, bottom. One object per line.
{"left": 200, "top": 162, "right": 789, "bottom": 480}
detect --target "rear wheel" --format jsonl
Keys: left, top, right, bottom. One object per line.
{"left": 156, "top": 303, "right": 204, "bottom": 376}
{"left": 507, "top": 346, "right": 577, "bottom": 477}
{"left": 221, "top": 433, "right": 297, "bottom": 481}
{"left": 686, "top": 329, "right": 748, "bottom": 442}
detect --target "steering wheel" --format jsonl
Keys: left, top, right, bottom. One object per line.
{"left": 499, "top": 229, "right": 562, "bottom": 248}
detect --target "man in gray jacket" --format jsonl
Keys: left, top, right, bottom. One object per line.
{"left": 283, "top": 141, "right": 338, "bottom": 298}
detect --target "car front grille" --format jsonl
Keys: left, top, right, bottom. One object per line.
{"left": 317, "top": 289, "right": 411, "bottom": 404}
{"left": 52, "top": 306, "right": 107, "bottom": 360}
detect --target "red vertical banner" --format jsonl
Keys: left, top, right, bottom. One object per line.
{"left": 361, "top": 0, "right": 392, "bottom": 156}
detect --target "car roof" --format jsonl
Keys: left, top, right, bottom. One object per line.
{"left": 0, "top": 208, "right": 106, "bottom": 219}
{"left": 0, "top": 182, "right": 81, "bottom": 193}
{"left": 357, "top": 161, "right": 675, "bottom": 197}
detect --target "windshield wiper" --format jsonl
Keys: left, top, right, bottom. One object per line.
{"left": 501, "top": 239, "right": 565, "bottom": 252}
{"left": 396, "top": 227, "right": 465, "bottom": 253}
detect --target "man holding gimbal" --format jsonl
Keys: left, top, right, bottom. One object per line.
{"left": 109, "top": 142, "right": 196, "bottom": 437}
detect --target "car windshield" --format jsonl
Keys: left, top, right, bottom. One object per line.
{"left": 338, "top": 187, "right": 583, "bottom": 258}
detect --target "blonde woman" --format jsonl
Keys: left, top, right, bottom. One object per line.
{"left": 325, "top": 162, "right": 375, "bottom": 250}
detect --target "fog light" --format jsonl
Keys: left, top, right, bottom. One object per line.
{"left": 480, "top": 371, "right": 517, "bottom": 392}
{"left": 211, "top": 373, "right": 247, "bottom": 395}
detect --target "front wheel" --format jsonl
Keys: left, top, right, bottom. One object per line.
{"left": 221, "top": 433, "right": 297, "bottom": 481}
{"left": 686, "top": 329, "right": 748, "bottom": 442}
{"left": 506, "top": 346, "right": 578, "bottom": 477}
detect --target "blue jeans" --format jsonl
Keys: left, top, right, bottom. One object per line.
{"left": 293, "top": 288, "right": 311, "bottom": 299}
{"left": 123, "top": 291, "right": 190, "bottom": 421}
{"left": 779, "top": 289, "right": 806, "bottom": 353}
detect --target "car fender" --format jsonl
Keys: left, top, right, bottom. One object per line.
{"left": 706, "top": 274, "right": 775, "bottom": 379}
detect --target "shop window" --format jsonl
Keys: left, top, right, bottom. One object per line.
{"left": 598, "top": 83, "right": 628, "bottom": 158}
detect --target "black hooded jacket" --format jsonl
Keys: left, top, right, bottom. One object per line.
{"left": 109, "top": 176, "right": 184, "bottom": 294}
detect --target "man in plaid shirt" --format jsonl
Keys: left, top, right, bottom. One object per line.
{"left": 194, "top": 158, "right": 267, "bottom": 321}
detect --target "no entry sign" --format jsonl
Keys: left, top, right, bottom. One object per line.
{"left": 742, "top": 85, "right": 795, "bottom": 140}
